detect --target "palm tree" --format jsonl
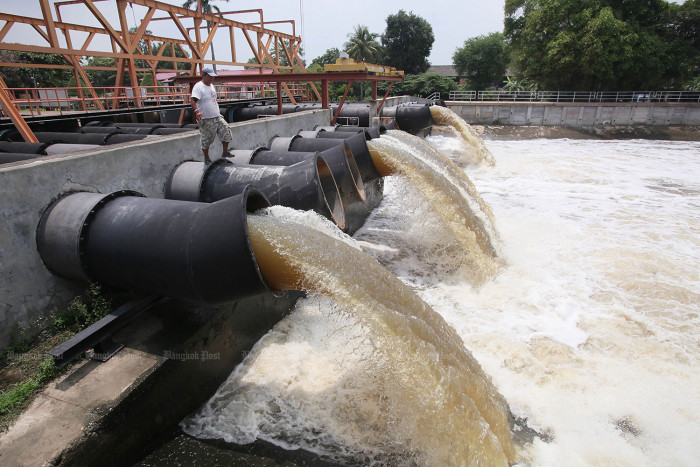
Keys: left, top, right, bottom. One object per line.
{"left": 343, "top": 25, "right": 381, "bottom": 100}
{"left": 344, "top": 25, "right": 381, "bottom": 63}
{"left": 182, "top": 0, "right": 229, "bottom": 72}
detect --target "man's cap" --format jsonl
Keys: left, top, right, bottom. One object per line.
{"left": 202, "top": 66, "right": 217, "bottom": 77}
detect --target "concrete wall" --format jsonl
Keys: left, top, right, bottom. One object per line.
{"left": 446, "top": 101, "right": 700, "bottom": 127}
{"left": 0, "top": 110, "right": 330, "bottom": 348}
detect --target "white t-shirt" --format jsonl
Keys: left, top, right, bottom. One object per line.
{"left": 191, "top": 81, "right": 219, "bottom": 119}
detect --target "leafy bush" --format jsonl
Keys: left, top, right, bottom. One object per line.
{"left": 0, "top": 380, "right": 39, "bottom": 415}
{"left": 51, "top": 283, "right": 111, "bottom": 332}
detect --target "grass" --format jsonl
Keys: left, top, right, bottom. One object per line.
{"left": 0, "top": 283, "right": 113, "bottom": 432}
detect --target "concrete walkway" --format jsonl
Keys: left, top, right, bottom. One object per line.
{"left": 0, "top": 350, "right": 161, "bottom": 466}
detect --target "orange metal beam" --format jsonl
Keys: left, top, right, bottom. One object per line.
{"left": 82, "top": 0, "right": 128, "bottom": 51}
{"left": 0, "top": 22, "right": 12, "bottom": 42}
{"left": 117, "top": 0, "right": 141, "bottom": 107}
{"left": 332, "top": 80, "right": 355, "bottom": 126}
{"left": 38, "top": 0, "right": 60, "bottom": 47}
{"left": 168, "top": 11, "right": 202, "bottom": 60}
{"left": 0, "top": 77, "right": 37, "bottom": 143}
{"left": 175, "top": 72, "right": 404, "bottom": 84}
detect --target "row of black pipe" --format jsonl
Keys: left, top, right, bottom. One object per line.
{"left": 1, "top": 102, "right": 432, "bottom": 165}
{"left": 0, "top": 122, "right": 201, "bottom": 164}
{"left": 232, "top": 102, "right": 434, "bottom": 133}
{"left": 37, "top": 123, "right": 391, "bottom": 304}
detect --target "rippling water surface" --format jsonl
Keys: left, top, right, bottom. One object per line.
{"left": 417, "top": 136, "right": 700, "bottom": 465}
{"left": 184, "top": 135, "right": 700, "bottom": 466}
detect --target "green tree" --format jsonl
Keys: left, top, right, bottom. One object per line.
{"left": 663, "top": 0, "right": 700, "bottom": 88}
{"left": 153, "top": 43, "right": 190, "bottom": 71}
{"left": 344, "top": 25, "right": 382, "bottom": 63}
{"left": 84, "top": 56, "right": 118, "bottom": 87}
{"left": 182, "top": 0, "right": 229, "bottom": 72}
{"left": 311, "top": 48, "right": 341, "bottom": 68}
{"left": 381, "top": 10, "right": 434, "bottom": 74}
{"left": 344, "top": 25, "right": 382, "bottom": 100}
{"left": 0, "top": 50, "right": 72, "bottom": 88}
{"left": 377, "top": 72, "right": 457, "bottom": 98}
{"left": 504, "top": 0, "right": 692, "bottom": 90}
{"left": 453, "top": 32, "right": 507, "bottom": 90}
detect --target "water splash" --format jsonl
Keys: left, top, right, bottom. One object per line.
{"left": 368, "top": 130, "right": 501, "bottom": 284}
{"left": 430, "top": 106, "right": 495, "bottom": 166}
{"left": 182, "top": 206, "right": 518, "bottom": 466}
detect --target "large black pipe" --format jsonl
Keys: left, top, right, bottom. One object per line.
{"left": 36, "top": 188, "right": 273, "bottom": 303}
{"left": 335, "top": 103, "right": 371, "bottom": 127}
{"left": 152, "top": 127, "right": 198, "bottom": 135}
{"left": 233, "top": 104, "right": 299, "bottom": 122}
{"left": 304, "top": 131, "right": 381, "bottom": 182}
{"left": 269, "top": 136, "right": 365, "bottom": 205}
{"left": 113, "top": 126, "right": 164, "bottom": 135}
{"left": 33, "top": 132, "right": 111, "bottom": 145}
{"left": 0, "top": 141, "right": 48, "bottom": 154}
{"left": 229, "top": 147, "right": 360, "bottom": 217}
{"left": 165, "top": 158, "right": 346, "bottom": 230}
{"left": 79, "top": 127, "right": 122, "bottom": 135}
{"left": 380, "top": 104, "right": 434, "bottom": 134}
{"left": 110, "top": 122, "right": 184, "bottom": 129}
{"left": 103, "top": 133, "right": 151, "bottom": 145}
{"left": 226, "top": 148, "right": 318, "bottom": 167}
{"left": 334, "top": 126, "right": 382, "bottom": 139}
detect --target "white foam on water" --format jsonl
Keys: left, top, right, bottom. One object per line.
{"left": 184, "top": 132, "right": 700, "bottom": 466}
{"left": 420, "top": 136, "right": 700, "bottom": 465}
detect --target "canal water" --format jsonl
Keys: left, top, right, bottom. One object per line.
{"left": 143, "top": 131, "right": 700, "bottom": 466}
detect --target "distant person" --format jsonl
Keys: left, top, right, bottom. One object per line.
{"left": 190, "top": 66, "right": 231, "bottom": 164}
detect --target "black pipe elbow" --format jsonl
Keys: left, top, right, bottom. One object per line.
{"left": 335, "top": 103, "right": 371, "bottom": 127}
{"left": 0, "top": 141, "right": 48, "bottom": 154}
{"left": 251, "top": 150, "right": 317, "bottom": 166}
{"left": 277, "top": 137, "right": 366, "bottom": 205}
{"left": 79, "top": 127, "right": 122, "bottom": 135}
{"left": 166, "top": 157, "right": 346, "bottom": 230}
{"left": 380, "top": 104, "right": 434, "bottom": 134}
{"left": 333, "top": 126, "right": 382, "bottom": 140}
{"left": 36, "top": 187, "right": 273, "bottom": 303}
{"left": 309, "top": 131, "right": 381, "bottom": 182}
{"left": 34, "top": 132, "right": 111, "bottom": 146}
{"left": 103, "top": 133, "right": 150, "bottom": 145}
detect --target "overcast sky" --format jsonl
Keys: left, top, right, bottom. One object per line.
{"left": 1, "top": 0, "right": 507, "bottom": 67}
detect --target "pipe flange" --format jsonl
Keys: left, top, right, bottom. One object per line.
{"left": 228, "top": 147, "right": 266, "bottom": 165}
{"left": 268, "top": 135, "right": 299, "bottom": 152}
{"left": 78, "top": 190, "right": 144, "bottom": 277}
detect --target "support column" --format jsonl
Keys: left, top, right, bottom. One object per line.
{"left": 321, "top": 80, "right": 329, "bottom": 109}
{"left": 276, "top": 81, "right": 282, "bottom": 115}
{"left": 0, "top": 77, "right": 37, "bottom": 143}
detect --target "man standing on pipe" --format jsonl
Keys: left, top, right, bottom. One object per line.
{"left": 190, "top": 67, "right": 232, "bottom": 164}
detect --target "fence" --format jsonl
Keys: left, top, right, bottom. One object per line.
{"left": 446, "top": 90, "right": 700, "bottom": 103}
{"left": 2, "top": 82, "right": 313, "bottom": 118}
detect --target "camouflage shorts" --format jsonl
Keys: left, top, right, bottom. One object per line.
{"left": 198, "top": 115, "right": 232, "bottom": 150}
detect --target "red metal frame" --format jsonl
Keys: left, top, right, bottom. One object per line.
{"left": 0, "top": 2, "right": 404, "bottom": 140}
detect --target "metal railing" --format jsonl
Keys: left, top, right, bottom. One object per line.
{"left": 448, "top": 90, "right": 477, "bottom": 101}
{"left": 426, "top": 92, "right": 441, "bottom": 101}
{"left": 2, "top": 82, "right": 312, "bottom": 118}
{"left": 447, "top": 90, "right": 700, "bottom": 103}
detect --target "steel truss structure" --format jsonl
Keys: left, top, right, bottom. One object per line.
{"left": 0, "top": 1, "right": 403, "bottom": 142}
